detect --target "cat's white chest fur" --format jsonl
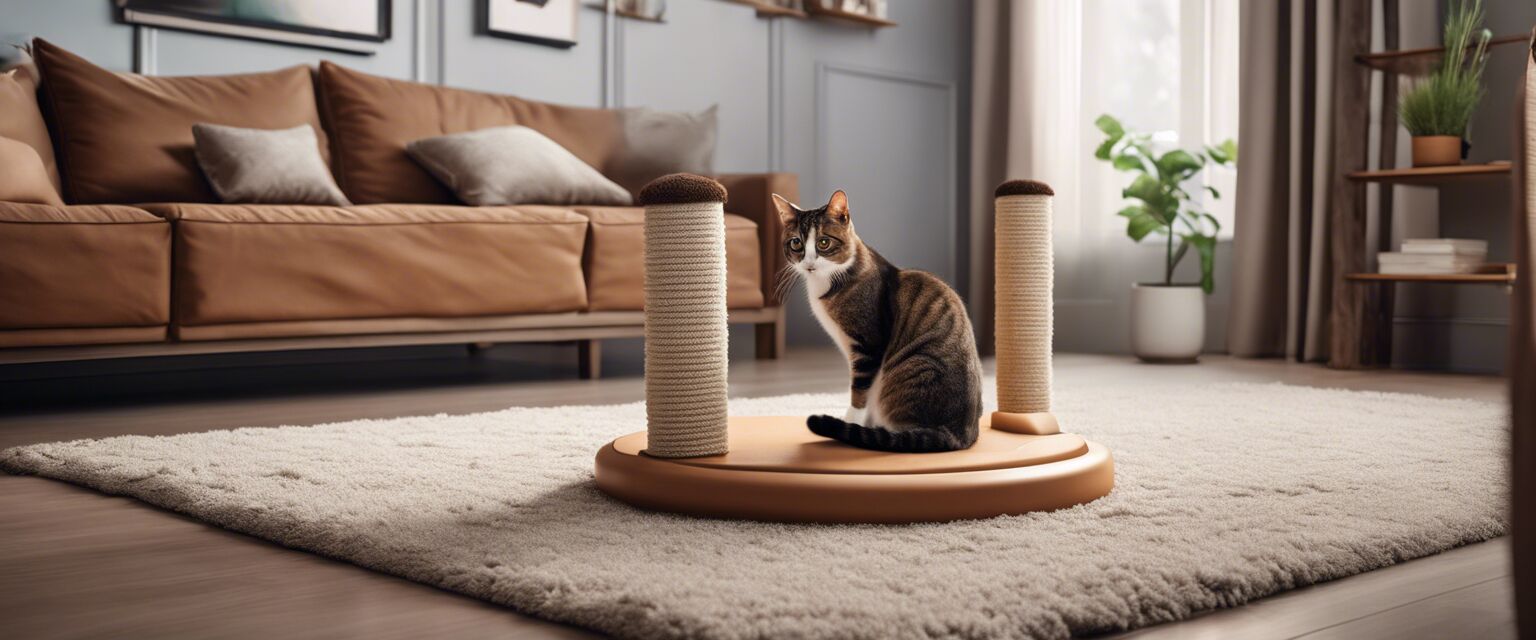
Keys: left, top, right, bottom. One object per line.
{"left": 800, "top": 256, "right": 881, "bottom": 427}
{"left": 804, "top": 275, "right": 852, "bottom": 359}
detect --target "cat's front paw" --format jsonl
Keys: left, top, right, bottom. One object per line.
{"left": 843, "top": 406, "right": 868, "bottom": 426}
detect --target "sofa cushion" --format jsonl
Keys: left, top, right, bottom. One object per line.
{"left": 574, "top": 206, "right": 764, "bottom": 311}
{"left": 608, "top": 105, "right": 718, "bottom": 193}
{"left": 192, "top": 123, "right": 350, "bottom": 206}
{"left": 317, "top": 61, "right": 624, "bottom": 205}
{"left": 0, "top": 68, "right": 60, "bottom": 193}
{"left": 406, "top": 125, "right": 632, "bottom": 206}
{"left": 0, "top": 136, "right": 64, "bottom": 206}
{"left": 139, "top": 203, "right": 590, "bottom": 328}
{"left": 0, "top": 202, "right": 170, "bottom": 342}
{"left": 33, "top": 38, "right": 329, "bottom": 204}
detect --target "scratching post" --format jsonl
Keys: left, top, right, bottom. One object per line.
{"left": 591, "top": 176, "right": 1113, "bottom": 523}
{"left": 639, "top": 173, "right": 731, "bottom": 458}
{"left": 990, "top": 180, "right": 1061, "bottom": 436}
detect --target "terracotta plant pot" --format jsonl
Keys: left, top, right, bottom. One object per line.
{"left": 1130, "top": 284, "right": 1204, "bottom": 364}
{"left": 1411, "top": 135, "right": 1463, "bottom": 167}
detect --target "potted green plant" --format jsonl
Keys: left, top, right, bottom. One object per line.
{"left": 1094, "top": 115, "right": 1236, "bottom": 363}
{"left": 1398, "top": 0, "right": 1492, "bottom": 167}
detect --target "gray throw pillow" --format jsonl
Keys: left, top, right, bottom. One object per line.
{"left": 609, "top": 105, "right": 718, "bottom": 195}
{"left": 192, "top": 123, "right": 350, "bottom": 206}
{"left": 406, "top": 126, "right": 633, "bottom": 207}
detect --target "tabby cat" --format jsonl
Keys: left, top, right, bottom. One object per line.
{"left": 774, "top": 190, "right": 983, "bottom": 453}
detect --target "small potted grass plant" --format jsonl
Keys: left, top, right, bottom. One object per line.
{"left": 1094, "top": 115, "right": 1236, "bottom": 363}
{"left": 1399, "top": 0, "right": 1492, "bottom": 167}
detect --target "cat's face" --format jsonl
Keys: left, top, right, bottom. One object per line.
{"left": 773, "top": 190, "right": 858, "bottom": 277}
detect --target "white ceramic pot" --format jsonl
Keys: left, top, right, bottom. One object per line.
{"left": 1130, "top": 284, "right": 1205, "bottom": 363}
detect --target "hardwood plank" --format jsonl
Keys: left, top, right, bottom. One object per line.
{"left": 1346, "top": 163, "right": 1513, "bottom": 185}
{"left": 1295, "top": 575, "right": 1514, "bottom": 640}
{"left": 1104, "top": 538, "right": 1510, "bottom": 640}
{"left": 1356, "top": 33, "right": 1529, "bottom": 74}
{"left": 1345, "top": 263, "right": 1516, "bottom": 285}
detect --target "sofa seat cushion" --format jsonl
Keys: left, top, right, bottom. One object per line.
{"left": 0, "top": 202, "right": 170, "bottom": 344}
{"left": 140, "top": 203, "right": 589, "bottom": 328}
{"left": 33, "top": 39, "right": 330, "bottom": 204}
{"left": 574, "top": 206, "right": 764, "bottom": 311}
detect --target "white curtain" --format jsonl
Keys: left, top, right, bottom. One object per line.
{"left": 970, "top": 0, "right": 1238, "bottom": 354}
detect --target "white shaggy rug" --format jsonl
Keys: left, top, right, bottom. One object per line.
{"left": 1, "top": 382, "right": 1509, "bottom": 639}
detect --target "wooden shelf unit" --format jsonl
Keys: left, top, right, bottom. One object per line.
{"left": 1326, "top": 2, "right": 1526, "bottom": 370}
{"left": 1346, "top": 163, "right": 1512, "bottom": 184}
{"left": 1357, "top": 33, "right": 1527, "bottom": 74}
{"left": 803, "top": 2, "right": 897, "bottom": 27}
{"left": 1345, "top": 263, "right": 1517, "bottom": 285}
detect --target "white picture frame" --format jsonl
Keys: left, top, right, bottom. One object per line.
{"left": 483, "top": 0, "right": 579, "bottom": 49}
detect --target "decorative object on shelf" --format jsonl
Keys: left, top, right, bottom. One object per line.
{"left": 618, "top": 0, "right": 666, "bottom": 21}
{"left": 1377, "top": 238, "right": 1489, "bottom": 275}
{"left": 1094, "top": 114, "right": 1236, "bottom": 363}
{"left": 1398, "top": 0, "right": 1491, "bottom": 167}
{"left": 803, "top": 0, "right": 895, "bottom": 27}
{"left": 585, "top": 0, "right": 666, "bottom": 23}
{"left": 484, "top": 0, "right": 579, "bottom": 48}
{"left": 754, "top": 0, "right": 805, "bottom": 16}
{"left": 116, "top": 0, "right": 390, "bottom": 55}
{"left": 726, "top": 0, "right": 805, "bottom": 18}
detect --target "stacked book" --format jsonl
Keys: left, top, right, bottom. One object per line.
{"left": 1377, "top": 239, "right": 1488, "bottom": 275}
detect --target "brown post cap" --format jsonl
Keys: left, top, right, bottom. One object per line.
{"left": 639, "top": 173, "right": 729, "bottom": 206}
{"left": 994, "top": 180, "right": 1055, "bottom": 197}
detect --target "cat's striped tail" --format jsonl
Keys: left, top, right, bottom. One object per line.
{"left": 806, "top": 415, "right": 967, "bottom": 453}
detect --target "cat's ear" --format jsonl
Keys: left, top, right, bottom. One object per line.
{"left": 771, "top": 193, "right": 797, "bottom": 227}
{"left": 827, "top": 190, "right": 849, "bottom": 222}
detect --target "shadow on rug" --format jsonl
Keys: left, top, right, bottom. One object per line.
{"left": 1, "top": 382, "right": 1509, "bottom": 639}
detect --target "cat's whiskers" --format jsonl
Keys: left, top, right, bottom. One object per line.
{"left": 773, "top": 264, "right": 798, "bottom": 303}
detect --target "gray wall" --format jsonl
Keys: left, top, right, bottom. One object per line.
{"left": 0, "top": 0, "right": 971, "bottom": 375}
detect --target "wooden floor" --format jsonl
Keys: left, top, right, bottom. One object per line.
{"left": 0, "top": 346, "right": 1512, "bottom": 639}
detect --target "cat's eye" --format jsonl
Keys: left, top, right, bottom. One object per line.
{"left": 816, "top": 237, "right": 833, "bottom": 252}
{"left": 788, "top": 237, "right": 804, "bottom": 252}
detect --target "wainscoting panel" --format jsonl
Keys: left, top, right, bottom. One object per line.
{"left": 815, "top": 64, "right": 956, "bottom": 281}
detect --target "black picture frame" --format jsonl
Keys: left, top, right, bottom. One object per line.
{"left": 117, "top": 0, "right": 391, "bottom": 55}
{"left": 479, "top": 0, "right": 579, "bottom": 49}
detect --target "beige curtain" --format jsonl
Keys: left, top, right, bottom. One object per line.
{"left": 1226, "top": 0, "right": 1338, "bottom": 361}
{"left": 968, "top": 0, "right": 1078, "bottom": 353}
{"left": 1512, "top": 31, "right": 1536, "bottom": 640}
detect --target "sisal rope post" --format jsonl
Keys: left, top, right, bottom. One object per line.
{"left": 639, "top": 174, "right": 731, "bottom": 458}
{"left": 990, "top": 180, "right": 1062, "bottom": 436}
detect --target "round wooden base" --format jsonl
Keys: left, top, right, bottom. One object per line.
{"left": 593, "top": 415, "right": 1114, "bottom": 524}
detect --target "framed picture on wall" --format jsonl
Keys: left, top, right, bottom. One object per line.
{"left": 481, "top": 0, "right": 579, "bottom": 49}
{"left": 117, "top": 0, "right": 391, "bottom": 55}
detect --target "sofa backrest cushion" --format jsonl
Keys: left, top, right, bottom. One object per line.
{"left": 32, "top": 38, "right": 329, "bottom": 204}
{"left": 0, "top": 67, "right": 61, "bottom": 194}
{"left": 316, "top": 61, "right": 624, "bottom": 205}
{"left": 0, "top": 136, "right": 65, "bottom": 206}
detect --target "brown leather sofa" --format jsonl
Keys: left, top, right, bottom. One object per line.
{"left": 0, "top": 40, "right": 794, "bottom": 376}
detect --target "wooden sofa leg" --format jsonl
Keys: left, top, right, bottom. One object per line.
{"left": 755, "top": 309, "right": 786, "bottom": 360}
{"left": 578, "top": 340, "right": 601, "bottom": 379}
